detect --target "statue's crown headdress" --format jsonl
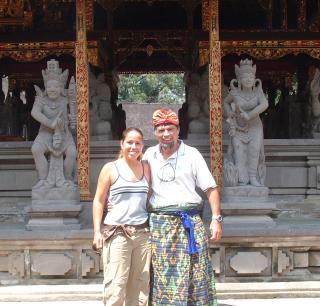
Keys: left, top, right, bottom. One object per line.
{"left": 235, "top": 58, "right": 256, "bottom": 80}
{"left": 42, "top": 59, "right": 68, "bottom": 88}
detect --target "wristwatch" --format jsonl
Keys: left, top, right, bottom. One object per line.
{"left": 212, "top": 214, "right": 224, "bottom": 223}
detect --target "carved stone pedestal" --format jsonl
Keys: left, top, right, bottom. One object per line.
{"left": 26, "top": 186, "right": 82, "bottom": 230}
{"left": 219, "top": 186, "right": 278, "bottom": 230}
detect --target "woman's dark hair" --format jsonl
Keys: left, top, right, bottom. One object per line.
{"left": 121, "top": 127, "right": 143, "bottom": 140}
{"left": 118, "top": 127, "right": 144, "bottom": 160}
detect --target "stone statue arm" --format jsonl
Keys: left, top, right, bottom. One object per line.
{"left": 31, "top": 89, "right": 54, "bottom": 129}
{"left": 31, "top": 101, "right": 63, "bottom": 131}
{"left": 245, "top": 80, "right": 269, "bottom": 120}
{"left": 247, "top": 96, "right": 268, "bottom": 120}
{"left": 67, "top": 76, "right": 77, "bottom": 130}
{"left": 222, "top": 92, "right": 235, "bottom": 118}
{"left": 310, "top": 68, "right": 320, "bottom": 117}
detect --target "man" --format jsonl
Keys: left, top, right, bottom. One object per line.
{"left": 143, "top": 108, "right": 222, "bottom": 306}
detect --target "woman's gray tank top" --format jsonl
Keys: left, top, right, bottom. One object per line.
{"left": 103, "top": 160, "right": 149, "bottom": 225}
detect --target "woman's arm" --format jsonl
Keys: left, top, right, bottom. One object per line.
{"left": 92, "top": 162, "right": 113, "bottom": 252}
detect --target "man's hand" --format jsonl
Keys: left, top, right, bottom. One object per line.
{"left": 209, "top": 220, "right": 222, "bottom": 242}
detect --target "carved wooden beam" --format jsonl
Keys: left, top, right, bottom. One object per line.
{"left": 110, "top": 30, "right": 189, "bottom": 68}
{"left": 0, "top": 40, "right": 98, "bottom": 66}
{"left": 221, "top": 40, "right": 320, "bottom": 60}
{"left": 76, "top": 0, "right": 91, "bottom": 200}
{"left": 209, "top": 0, "right": 223, "bottom": 187}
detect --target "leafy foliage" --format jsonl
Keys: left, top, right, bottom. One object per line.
{"left": 118, "top": 74, "right": 185, "bottom": 104}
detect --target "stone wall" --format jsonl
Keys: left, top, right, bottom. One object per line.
{"left": 121, "top": 103, "right": 182, "bottom": 140}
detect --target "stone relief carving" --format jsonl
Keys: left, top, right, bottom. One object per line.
{"left": 223, "top": 59, "right": 268, "bottom": 187}
{"left": 222, "top": 76, "right": 230, "bottom": 139}
{"left": 89, "top": 71, "right": 112, "bottom": 140}
{"left": 186, "top": 67, "right": 210, "bottom": 138}
{"left": 31, "top": 59, "right": 77, "bottom": 189}
{"left": 309, "top": 67, "right": 320, "bottom": 137}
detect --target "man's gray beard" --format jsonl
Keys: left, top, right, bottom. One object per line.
{"left": 159, "top": 141, "right": 175, "bottom": 149}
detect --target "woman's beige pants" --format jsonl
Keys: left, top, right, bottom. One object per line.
{"left": 102, "top": 228, "right": 151, "bottom": 306}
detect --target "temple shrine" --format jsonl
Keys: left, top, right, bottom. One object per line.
{"left": 0, "top": 0, "right": 320, "bottom": 284}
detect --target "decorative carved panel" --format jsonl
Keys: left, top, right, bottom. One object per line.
{"left": 278, "top": 249, "right": 293, "bottom": 274}
{"left": 31, "top": 253, "right": 72, "bottom": 276}
{"left": 230, "top": 251, "right": 269, "bottom": 275}
{"left": 8, "top": 252, "right": 25, "bottom": 277}
{"left": 82, "top": 251, "right": 95, "bottom": 277}
{"left": 294, "top": 252, "right": 309, "bottom": 268}
{"left": 210, "top": 249, "right": 221, "bottom": 274}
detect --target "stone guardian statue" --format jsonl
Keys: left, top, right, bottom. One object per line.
{"left": 27, "top": 59, "right": 81, "bottom": 230}
{"left": 31, "top": 59, "right": 77, "bottom": 189}
{"left": 223, "top": 59, "right": 268, "bottom": 187}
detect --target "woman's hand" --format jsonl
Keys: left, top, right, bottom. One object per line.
{"left": 92, "top": 231, "right": 103, "bottom": 254}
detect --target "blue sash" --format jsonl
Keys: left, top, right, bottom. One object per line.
{"left": 172, "top": 209, "right": 199, "bottom": 255}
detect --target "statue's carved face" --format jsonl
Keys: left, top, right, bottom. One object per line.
{"left": 47, "top": 80, "right": 61, "bottom": 100}
{"left": 240, "top": 72, "right": 255, "bottom": 89}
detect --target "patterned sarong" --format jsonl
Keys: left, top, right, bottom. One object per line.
{"left": 149, "top": 212, "right": 217, "bottom": 306}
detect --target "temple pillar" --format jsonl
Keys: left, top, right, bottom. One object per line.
{"left": 208, "top": 0, "right": 223, "bottom": 187}
{"left": 76, "top": 0, "right": 91, "bottom": 200}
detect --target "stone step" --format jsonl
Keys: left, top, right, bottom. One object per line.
{"left": 0, "top": 282, "right": 319, "bottom": 302}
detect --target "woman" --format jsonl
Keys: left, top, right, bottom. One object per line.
{"left": 92, "top": 127, "right": 151, "bottom": 306}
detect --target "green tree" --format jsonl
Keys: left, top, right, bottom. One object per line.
{"left": 118, "top": 74, "right": 185, "bottom": 104}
